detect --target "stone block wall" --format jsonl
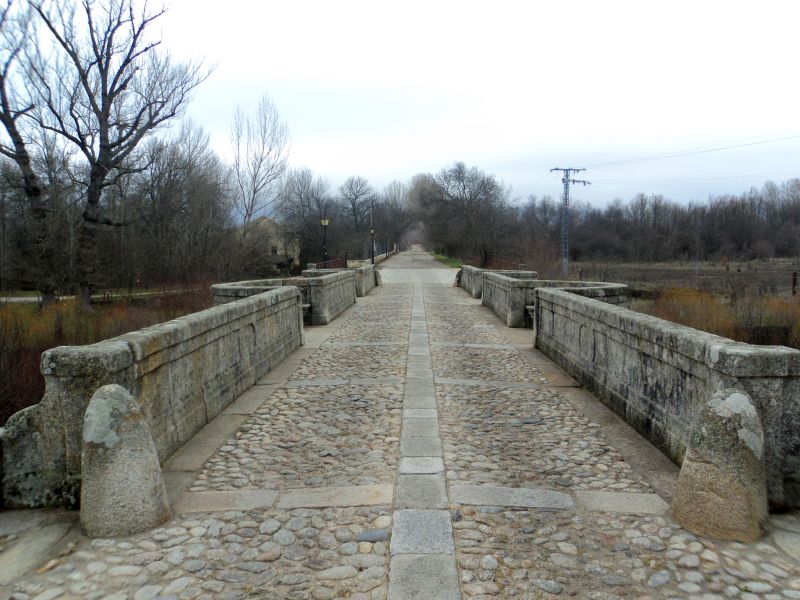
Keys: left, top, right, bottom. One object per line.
{"left": 0, "top": 287, "right": 304, "bottom": 508}
{"left": 533, "top": 287, "right": 800, "bottom": 509}
{"left": 301, "top": 264, "right": 378, "bottom": 297}
{"left": 480, "top": 274, "right": 621, "bottom": 327}
{"left": 459, "top": 267, "right": 540, "bottom": 300}
{"left": 212, "top": 271, "right": 356, "bottom": 325}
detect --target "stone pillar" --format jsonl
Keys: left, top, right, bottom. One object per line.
{"left": 81, "top": 384, "right": 171, "bottom": 537}
{"left": 672, "top": 388, "right": 767, "bottom": 542}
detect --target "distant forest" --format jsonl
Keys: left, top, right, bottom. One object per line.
{"left": 414, "top": 163, "right": 800, "bottom": 268}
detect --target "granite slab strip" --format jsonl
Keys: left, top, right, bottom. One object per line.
{"left": 174, "top": 489, "right": 278, "bottom": 513}
{"left": 276, "top": 484, "right": 394, "bottom": 509}
{"left": 450, "top": 484, "right": 575, "bottom": 510}
{"left": 435, "top": 377, "right": 541, "bottom": 390}
{"left": 400, "top": 436, "right": 443, "bottom": 457}
{"left": 399, "top": 457, "right": 445, "bottom": 474}
{"left": 574, "top": 490, "right": 670, "bottom": 515}
{"left": 431, "top": 342, "right": 516, "bottom": 350}
{"left": 164, "top": 414, "right": 249, "bottom": 472}
{"left": 388, "top": 554, "right": 461, "bottom": 600}
{"left": 403, "top": 394, "right": 437, "bottom": 409}
{"left": 403, "top": 408, "right": 438, "bottom": 419}
{"left": 406, "top": 368, "right": 435, "bottom": 379}
{"left": 390, "top": 509, "right": 455, "bottom": 555}
{"left": 221, "top": 385, "right": 279, "bottom": 414}
{"left": 395, "top": 475, "right": 448, "bottom": 509}
{"left": 408, "top": 347, "right": 431, "bottom": 357}
{"left": 323, "top": 341, "right": 408, "bottom": 347}
{"left": 0, "top": 520, "right": 76, "bottom": 586}
{"left": 402, "top": 418, "right": 440, "bottom": 437}
{"left": 285, "top": 376, "right": 404, "bottom": 387}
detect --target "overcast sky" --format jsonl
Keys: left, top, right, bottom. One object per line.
{"left": 157, "top": 0, "right": 800, "bottom": 206}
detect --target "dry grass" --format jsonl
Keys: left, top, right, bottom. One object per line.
{"left": 0, "top": 289, "right": 214, "bottom": 425}
{"left": 646, "top": 286, "right": 800, "bottom": 348}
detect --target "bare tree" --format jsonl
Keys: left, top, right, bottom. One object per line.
{"left": 26, "top": 0, "right": 208, "bottom": 300}
{"left": 339, "top": 175, "right": 373, "bottom": 231}
{"left": 230, "top": 94, "right": 289, "bottom": 238}
{"left": 0, "top": 1, "right": 58, "bottom": 298}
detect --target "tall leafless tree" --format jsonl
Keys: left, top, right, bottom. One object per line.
{"left": 26, "top": 0, "right": 208, "bottom": 300}
{"left": 230, "top": 94, "right": 289, "bottom": 239}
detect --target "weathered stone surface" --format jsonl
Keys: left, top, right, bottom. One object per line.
{"left": 212, "top": 271, "right": 356, "bottom": 325}
{"left": 81, "top": 385, "right": 171, "bottom": 537}
{"left": 534, "top": 284, "right": 800, "bottom": 509}
{"left": 2, "top": 286, "right": 303, "bottom": 508}
{"left": 390, "top": 509, "right": 454, "bottom": 555}
{"left": 388, "top": 554, "right": 460, "bottom": 600}
{"left": 672, "top": 388, "right": 767, "bottom": 541}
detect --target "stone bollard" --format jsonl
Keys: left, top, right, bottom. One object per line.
{"left": 81, "top": 384, "right": 171, "bottom": 537}
{"left": 672, "top": 388, "right": 767, "bottom": 542}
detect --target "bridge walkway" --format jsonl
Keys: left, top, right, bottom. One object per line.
{"left": 3, "top": 247, "right": 800, "bottom": 599}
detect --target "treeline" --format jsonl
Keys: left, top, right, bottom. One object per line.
{"left": 0, "top": 0, "right": 416, "bottom": 300}
{"left": 415, "top": 162, "right": 800, "bottom": 268}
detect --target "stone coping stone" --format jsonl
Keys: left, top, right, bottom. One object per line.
{"left": 390, "top": 510, "right": 455, "bottom": 555}
{"left": 400, "top": 436, "right": 442, "bottom": 457}
{"left": 435, "top": 377, "right": 540, "bottom": 390}
{"left": 276, "top": 484, "right": 393, "bottom": 509}
{"left": 574, "top": 491, "right": 670, "bottom": 515}
{"left": 450, "top": 484, "right": 574, "bottom": 510}
{"left": 388, "top": 554, "right": 461, "bottom": 600}
{"left": 399, "top": 457, "right": 445, "bottom": 474}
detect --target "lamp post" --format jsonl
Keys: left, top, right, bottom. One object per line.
{"left": 320, "top": 217, "right": 329, "bottom": 263}
{"left": 370, "top": 198, "right": 375, "bottom": 265}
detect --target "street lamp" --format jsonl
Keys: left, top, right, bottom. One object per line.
{"left": 370, "top": 198, "right": 375, "bottom": 265}
{"left": 320, "top": 217, "right": 329, "bottom": 263}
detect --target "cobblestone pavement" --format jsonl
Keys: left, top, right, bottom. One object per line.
{"left": 4, "top": 248, "right": 800, "bottom": 600}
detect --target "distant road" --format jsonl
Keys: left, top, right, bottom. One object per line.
{"left": 0, "top": 288, "right": 197, "bottom": 304}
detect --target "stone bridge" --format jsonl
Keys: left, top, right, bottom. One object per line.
{"left": 2, "top": 247, "right": 800, "bottom": 599}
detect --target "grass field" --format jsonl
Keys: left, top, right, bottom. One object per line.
{"left": 429, "top": 252, "right": 461, "bottom": 268}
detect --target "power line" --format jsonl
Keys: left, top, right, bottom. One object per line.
{"left": 583, "top": 131, "right": 800, "bottom": 170}
{"left": 550, "top": 167, "right": 590, "bottom": 277}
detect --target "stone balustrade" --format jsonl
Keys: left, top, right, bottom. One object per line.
{"left": 459, "top": 266, "right": 539, "bottom": 300}
{"left": 301, "top": 263, "right": 379, "bottom": 297}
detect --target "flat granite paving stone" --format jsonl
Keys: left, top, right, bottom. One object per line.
{"left": 408, "top": 346, "right": 431, "bottom": 356}
{"left": 574, "top": 490, "right": 669, "bottom": 515}
{"left": 388, "top": 554, "right": 461, "bottom": 600}
{"left": 395, "top": 474, "right": 448, "bottom": 509}
{"left": 390, "top": 509, "right": 455, "bottom": 555}
{"left": 450, "top": 484, "right": 574, "bottom": 510}
{"left": 403, "top": 393, "right": 437, "bottom": 409}
{"left": 435, "top": 377, "right": 540, "bottom": 390}
{"left": 276, "top": 484, "right": 393, "bottom": 508}
{"left": 403, "top": 408, "right": 438, "bottom": 419}
{"left": 402, "top": 418, "right": 439, "bottom": 437}
{"left": 0, "top": 520, "right": 75, "bottom": 586}
{"left": 406, "top": 368, "right": 434, "bottom": 379}
{"left": 399, "top": 457, "right": 445, "bottom": 474}
{"left": 400, "top": 436, "right": 443, "bottom": 457}
{"left": 174, "top": 489, "right": 278, "bottom": 513}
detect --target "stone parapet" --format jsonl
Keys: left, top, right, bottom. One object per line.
{"left": 532, "top": 286, "right": 800, "bottom": 510}
{"left": 481, "top": 274, "right": 620, "bottom": 327}
{"left": 212, "top": 271, "right": 357, "bottom": 325}
{"left": 301, "top": 263, "right": 378, "bottom": 297}
{"left": 0, "top": 287, "right": 303, "bottom": 508}
{"left": 458, "top": 266, "right": 539, "bottom": 300}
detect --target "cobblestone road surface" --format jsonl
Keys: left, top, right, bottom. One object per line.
{"left": 3, "top": 247, "right": 800, "bottom": 600}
